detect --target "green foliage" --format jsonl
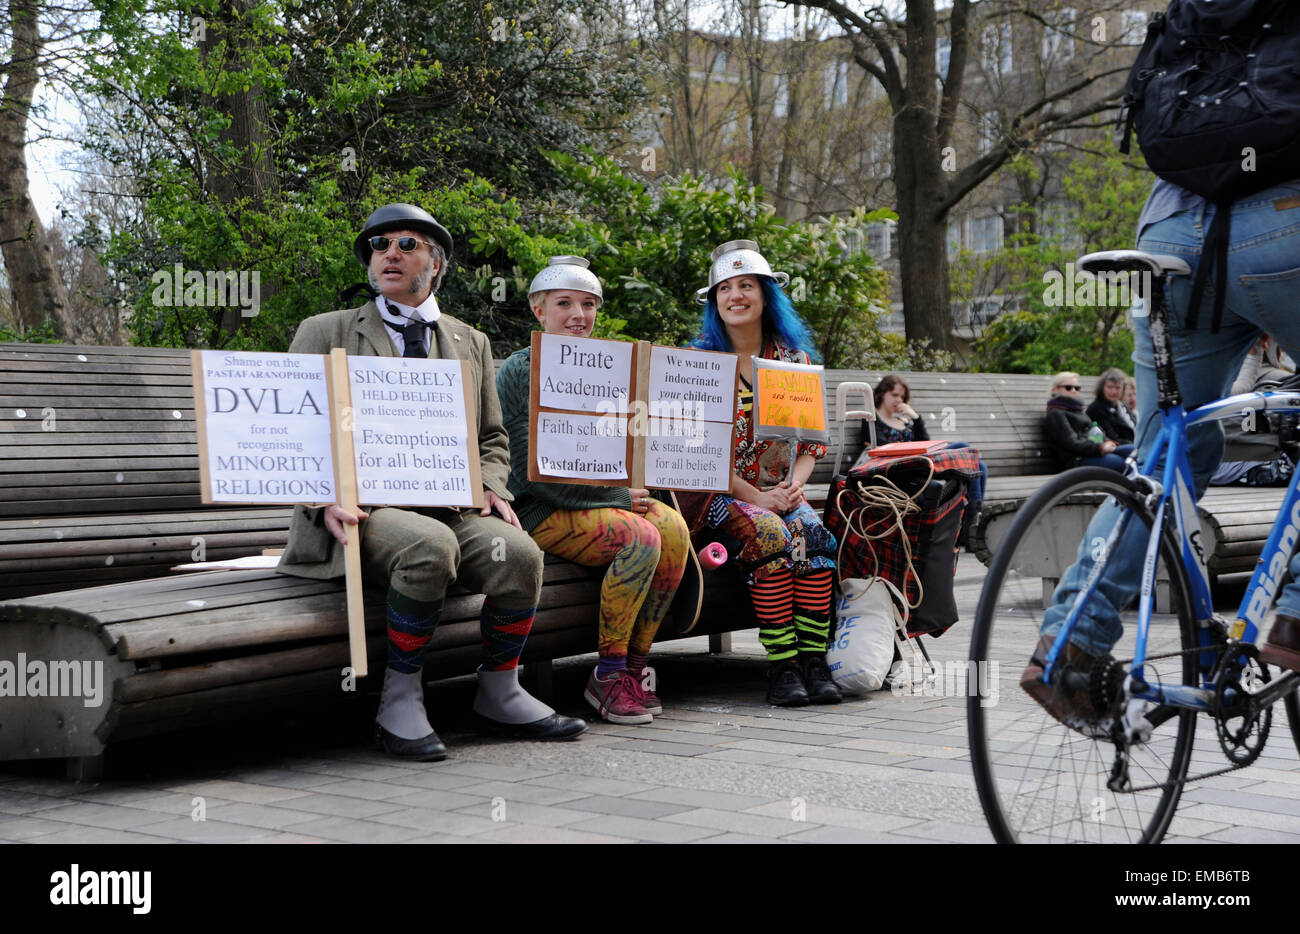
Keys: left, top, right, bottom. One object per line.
{"left": 469, "top": 150, "right": 900, "bottom": 366}
{"left": 86, "top": 0, "right": 649, "bottom": 349}
{"left": 971, "top": 133, "right": 1150, "bottom": 375}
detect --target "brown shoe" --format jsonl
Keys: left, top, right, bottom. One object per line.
{"left": 1260, "top": 613, "right": 1300, "bottom": 671}
{"left": 1020, "top": 634, "right": 1112, "bottom": 738}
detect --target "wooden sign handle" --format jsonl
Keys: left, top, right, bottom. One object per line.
{"left": 329, "top": 348, "right": 368, "bottom": 678}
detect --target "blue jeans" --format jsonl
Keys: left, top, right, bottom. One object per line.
{"left": 1079, "top": 444, "right": 1134, "bottom": 473}
{"left": 1042, "top": 181, "right": 1300, "bottom": 655}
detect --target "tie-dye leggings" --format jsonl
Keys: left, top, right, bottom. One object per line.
{"left": 531, "top": 499, "right": 691, "bottom": 658}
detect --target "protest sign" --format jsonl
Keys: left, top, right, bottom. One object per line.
{"left": 192, "top": 350, "right": 336, "bottom": 504}
{"left": 345, "top": 356, "right": 483, "bottom": 508}
{"left": 527, "top": 334, "right": 737, "bottom": 492}
{"left": 752, "top": 357, "right": 828, "bottom": 441}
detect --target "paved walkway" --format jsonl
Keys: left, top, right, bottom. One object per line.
{"left": 2, "top": 564, "right": 1297, "bottom": 844}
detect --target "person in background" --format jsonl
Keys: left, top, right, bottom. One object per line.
{"left": 495, "top": 257, "right": 690, "bottom": 725}
{"left": 1043, "top": 371, "right": 1134, "bottom": 473}
{"left": 1085, "top": 368, "right": 1136, "bottom": 446}
{"left": 1210, "top": 335, "right": 1296, "bottom": 487}
{"left": 858, "top": 373, "right": 988, "bottom": 545}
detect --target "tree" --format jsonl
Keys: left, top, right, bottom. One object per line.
{"left": 795, "top": 0, "right": 1135, "bottom": 356}
{"left": 84, "top": 0, "right": 652, "bottom": 348}
{"left": 469, "top": 149, "right": 907, "bottom": 368}
{"left": 0, "top": 0, "right": 89, "bottom": 340}
{"left": 972, "top": 132, "right": 1150, "bottom": 374}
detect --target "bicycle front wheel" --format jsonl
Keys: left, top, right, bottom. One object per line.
{"left": 968, "top": 468, "right": 1198, "bottom": 843}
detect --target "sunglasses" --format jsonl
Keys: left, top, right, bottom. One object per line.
{"left": 1057, "top": 384, "right": 1082, "bottom": 392}
{"left": 368, "top": 235, "right": 435, "bottom": 254}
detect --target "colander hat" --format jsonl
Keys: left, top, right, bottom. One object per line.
{"left": 695, "top": 239, "right": 789, "bottom": 304}
{"left": 528, "top": 256, "right": 603, "bottom": 302}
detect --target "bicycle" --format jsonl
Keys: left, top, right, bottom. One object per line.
{"left": 967, "top": 249, "right": 1300, "bottom": 844}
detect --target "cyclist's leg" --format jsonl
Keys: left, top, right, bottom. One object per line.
{"left": 1039, "top": 200, "right": 1261, "bottom": 657}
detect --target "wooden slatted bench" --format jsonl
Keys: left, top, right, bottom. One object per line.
{"left": 0, "top": 343, "right": 763, "bottom": 776}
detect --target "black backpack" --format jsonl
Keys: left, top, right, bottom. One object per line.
{"left": 1119, "top": 0, "right": 1300, "bottom": 331}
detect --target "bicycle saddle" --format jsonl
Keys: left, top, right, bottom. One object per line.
{"left": 1077, "top": 250, "right": 1191, "bottom": 278}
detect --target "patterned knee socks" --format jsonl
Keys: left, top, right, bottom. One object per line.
{"left": 480, "top": 600, "right": 536, "bottom": 671}
{"left": 793, "top": 569, "right": 835, "bottom": 656}
{"left": 386, "top": 587, "right": 443, "bottom": 673}
{"left": 750, "top": 569, "right": 796, "bottom": 662}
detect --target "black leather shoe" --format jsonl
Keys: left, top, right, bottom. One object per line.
{"left": 1261, "top": 613, "right": 1300, "bottom": 672}
{"left": 473, "top": 712, "right": 587, "bottom": 740}
{"left": 800, "top": 655, "right": 843, "bottom": 705}
{"left": 375, "top": 724, "right": 447, "bottom": 761}
{"left": 766, "top": 660, "right": 810, "bottom": 707}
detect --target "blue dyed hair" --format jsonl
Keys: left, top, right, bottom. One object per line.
{"left": 691, "top": 277, "right": 819, "bottom": 361}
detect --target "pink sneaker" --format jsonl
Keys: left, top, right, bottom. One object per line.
{"left": 584, "top": 669, "right": 652, "bottom": 724}
{"left": 635, "top": 666, "right": 663, "bottom": 716}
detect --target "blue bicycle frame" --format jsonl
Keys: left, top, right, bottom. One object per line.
{"left": 1043, "top": 385, "right": 1300, "bottom": 715}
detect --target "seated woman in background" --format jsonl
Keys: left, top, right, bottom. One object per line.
{"left": 859, "top": 373, "right": 987, "bottom": 545}
{"left": 1085, "top": 368, "right": 1135, "bottom": 446}
{"left": 1044, "top": 371, "right": 1134, "bottom": 473}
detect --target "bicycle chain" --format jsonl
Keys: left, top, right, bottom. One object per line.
{"left": 1107, "top": 643, "right": 1264, "bottom": 792}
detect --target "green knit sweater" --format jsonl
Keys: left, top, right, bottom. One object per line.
{"left": 496, "top": 347, "right": 633, "bottom": 532}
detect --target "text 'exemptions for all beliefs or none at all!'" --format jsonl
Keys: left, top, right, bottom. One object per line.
{"left": 347, "top": 356, "right": 483, "bottom": 508}
{"left": 528, "top": 332, "right": 738, "bottom": 492}
{"left": 193, "top": 350, "right": 337, "bottom": 503}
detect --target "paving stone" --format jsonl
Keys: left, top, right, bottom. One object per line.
{"left": 0, "top": 814, "right": 110, "bottom": 841}
{"left": 435, "top": 781, "right": 586, "bottom": 806}
{"left": 687, "top": 832, "right": 793, "bottom": 843}
{"left": 294, "top": 778, "right": 418, "bottom": 801}
{"left": 627, "top": 786, "right": 776, "bottom": 811}
{"left": 123, "top": 817, "right": 281, "bottom": 843}
{"left": 0, "top": 788, "right": 78, "bottom": 814}
{"left": 743, "top": 800, "right": 923, "bottom": 833}
{"left": 560, "top": 794, "right": 694, "bottom": 820}
{"left": 281, "top": 815, "right": 431, "bottom": 843}
{"left": 271, "top": 793, "right": 407, "bottom": 820}
{"left": 30, "top": 825, "right": 179, "bottom": 844}
{"left": 228, "top": 768, "right": 356, "bottom": 791}
{"left": 452, "top": 800, "right": 591, "bottom": 828}
{"left": 598, "top": 739, "right": 713, "bottom": 757}
{"left": 472, "top": 824, "right": 635, "bottom": 844}
{"left": 163, "top": 779, "right": 314, "bottom": 805}
{"left": 433, "top": 761, "right": 560, "bottom": 782}
{"left": 366, "top": 806, "right": 505, "bottom": 836}
{"left": 893, "top": 820, "right": 1003, "bottom": 844}
{"left": 662, "top": 806, "right": 806, "bottom": 838}
{"left": 26, "top": 801, "right": 177, "bottom": 832}
{"left": 783, "top": 824, "right": 920, "bottom": 844}
{"left": 521, "top": 774, "right": 658, "bottom": 797}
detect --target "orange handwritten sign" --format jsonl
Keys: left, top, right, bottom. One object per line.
{"left": 756, "top": 366, "right": 826, "bottom": 433}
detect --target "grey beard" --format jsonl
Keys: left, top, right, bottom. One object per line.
{"left": 367, "top": 256, "right": 437, "bottom": 302}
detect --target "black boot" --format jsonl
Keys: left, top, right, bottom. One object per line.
{"left": 766, "top": 660, "right": 810, "bottom": 707}
{"left": 799, "top": 654, "right": 843, "bottom": 704}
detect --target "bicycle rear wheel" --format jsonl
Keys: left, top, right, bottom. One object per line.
{"left": 968, "top": 468, "right": 1198, "bottom": 843}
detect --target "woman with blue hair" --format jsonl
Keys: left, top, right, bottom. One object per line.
{"left": 676, "top": 240, "right": 841, "bottom": 706}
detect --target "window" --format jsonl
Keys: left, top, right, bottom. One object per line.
{"left": 968, "top": 214, "right": 1003, "bottom": 254}
{"left": 937, "top": 36, "right": 951, "bottom": 79}
{"left": 947, "top": 219, "right": 964, "bottom": 259}
{"left": 1122, "top": 10, "right": 1149, "bottom": 43}
{"left": 773, "top": 76, "right": 789, "bottom": 119}
{"left": 711, "top": 50, "right": 728, "bottom": 75}
{"left": 1042, "top": 7, "right": 1076, "bottom": 59}
{"left": 981, "top": 23, "right": 1013, "bottom": 75}
{"left": 866, "top": 220, "right": 894, "bottom": 260}
{"left": 868, "top": 132, "right": 891, "bottom": 176}
{"left": 825, "top": 61, "right": 848, "bottom": 109}
{"left": 977, "top": 111, "right": 999, "bottom": 156}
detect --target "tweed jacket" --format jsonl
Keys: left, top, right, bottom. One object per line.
{"left": 276, "top": 300, "right": 512, "bottom": 580}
